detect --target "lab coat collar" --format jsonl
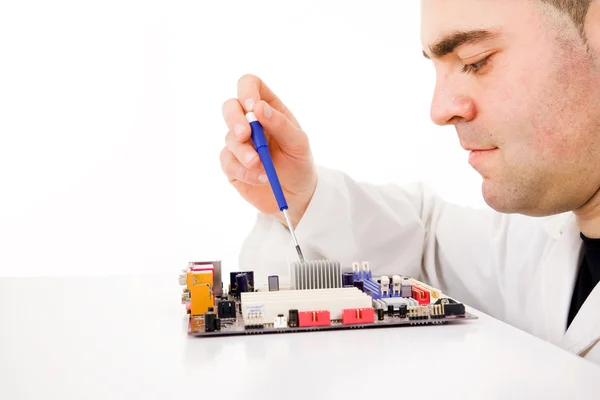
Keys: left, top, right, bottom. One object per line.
{"left": 564, "top": 282, "right": 600, "bottom": 355}
{"left": 539, "top": 213, "right": 581, "bottom": 346}
{"left": 542, "top": 212, "right": 574, "bottom": 240}
{"left": 540, "top": 212, "right": 600, "bottom": 355}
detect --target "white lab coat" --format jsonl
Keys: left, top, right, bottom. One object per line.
{"left": 237, "top": 165, "right": 600, "bottom": 366}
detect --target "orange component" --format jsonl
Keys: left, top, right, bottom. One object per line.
{"left": 298, "top": 310, "right": 331, "bottom": 327}
{"left": 342, "top": 308, "right": 375, "bottom": 325}
{"left": 188, "top": 271, "right": 214, "bottom": 316}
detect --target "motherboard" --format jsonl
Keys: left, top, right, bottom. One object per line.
{"left": 180, "top": 260, "right": 477, "bottom": 337}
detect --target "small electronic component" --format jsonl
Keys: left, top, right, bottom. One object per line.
{"left": 236, "top": 273, "right": 249, "bottom": 295}
{"left": 392, "top": 275, "right": 402, "bottom": 296}
{"left": 400, "top": 279, "right": 412, "bottom": 298}
{"left": 435, "top": 298, "right": 466, "bottom": 316}
{"left": 178, "top": 270, "right": 187, "bottom": 286}
{"left": 342, "top": 308, "right": 375, "bottom": 325}
{"left": 431, "top": 303, "right": 445, "bottom": 319}
{"left": 288, "top": 309, "right": 299, "bottom": 327}
{"left": 217, "top": 300, "right": 236, "bottom": 319}
{"left": 362, "top": 262, "right": 373, "bottom": 279}
{"left": 342, "top": 272, "right": 354, "bottom": 287}
{"left": 407, "top": 305, "right": 430, "bottom": 320}
{"left": 411, "top": 286, "right": 430, "bottom": 305}
{"left": 189, "top": 269, "right": 214, "bottom": 316}
{"left": 274, "top": 314, "right": 287, "bottom": 328}
{"left": 183, "top": 260, "right": 475, "bottom": 337}
{"left": 244, "top": 309, "right": 265, "bottom": 329}
{"left": 181, "top": 289, "right": 190, "bottom": 304}
{"left": 189, "top": 261, "right": 223, "bottom": 297}
{"left": 380, "top": 276, "right": 390, "bottom": 297}
{"left": 204, "top": 308, "right": 221, "bottom": 332}
{"left": 268, "top": 275, "right": 279, "bottom": 291}
{"left": 399, "top": 304, "right": 408, "bottom": 318}
{"left": 298, "top": 311, "right": 331, "bottom": 327}
{"left": 408, "top": 278, "right": 441, "bottom": 299}
{"left": 228, "top": 271, "right": 254, "bottom": 296}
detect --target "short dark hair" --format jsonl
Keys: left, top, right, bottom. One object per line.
{"left": 539, "top": 0, "right": 592, "bottom": 37}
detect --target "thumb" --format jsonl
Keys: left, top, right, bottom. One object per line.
{"left": 252, "top": 100, "right": 308, "bottom": 151}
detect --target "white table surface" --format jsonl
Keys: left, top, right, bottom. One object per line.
{"left": 1, "top": 273, "right": 600, "bottom": 400}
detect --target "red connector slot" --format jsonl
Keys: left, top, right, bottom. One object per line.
{"left": 412, "top": 286, "right": 430, "bottom": 305}
{"left": 298, "top": 310, "right": 331, "bottom": 327}
{"left": 342, "top": 308, "right": 375, "bottom": 325}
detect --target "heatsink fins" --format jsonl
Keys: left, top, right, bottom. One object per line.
{"left": 290, "top": 260, "right": 342, "bottom": 290}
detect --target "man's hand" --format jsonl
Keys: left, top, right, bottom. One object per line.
{"left": 220, "top": 74, "right": 318, "bottom": 228}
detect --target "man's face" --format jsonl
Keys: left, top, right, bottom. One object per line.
{"left": 421, "top": 0, "right": 600, "bottom": 217}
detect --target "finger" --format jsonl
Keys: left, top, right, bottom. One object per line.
{"left": 237, "top": 74, "right": 301, "bottom": 128}
{"left": 222, "top": 98, "right": 252, "bottom": 143}
{"left": 251, "top": 100, "right": 309, "bottom": 150}
{"left": 220, "top": 146, "right": 268, "bottom": 185}
{"left": 225, "top": 128, "right": 261, "bottom": 169}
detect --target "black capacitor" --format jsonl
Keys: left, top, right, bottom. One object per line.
{"left": 236, "top": 273, "right": 249, "bottom": 294}
{"left": 342, "top": 272, "right": 354, "bottom": 287}
{"left": 215, "top": 318, "right": 221, "bottom": 331}
{"left": 377, "top": 308, "right": 384, "bottom": 321}
{"left": 204, "top": 310, "right": 217, "bottom": 332}
{"left": 399, "top": 304, "right": 408, "bottom": 318}
{"left": 288, "top": 309, "right": 299, "bottom": 327}
{"left": 388, "top": 305, "right": 394, "bottom": 315}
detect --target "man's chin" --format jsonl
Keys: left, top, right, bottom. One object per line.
{"left": 481, "top": 181, "right": 522, "bottom": 214}
{"left": 481, "top": 184, "right": 563, "bottom": 217}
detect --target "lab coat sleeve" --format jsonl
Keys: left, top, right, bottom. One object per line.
{"left": 237, "top": 164, "right": 532, "bottom": 319}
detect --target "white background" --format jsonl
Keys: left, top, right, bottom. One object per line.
{"left": 0, "top": 0, "right": 487, "bottom": 277}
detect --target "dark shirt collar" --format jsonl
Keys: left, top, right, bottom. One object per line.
{"left": 580, "top": 232, "right": 600, "bottom": 282}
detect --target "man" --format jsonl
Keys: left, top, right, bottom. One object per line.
{"left": 219, "top": 0, "right": 600, "bottom": 365}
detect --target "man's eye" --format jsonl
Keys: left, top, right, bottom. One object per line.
{"left": 461, "top": 56, "right": 492, "bottom": 75}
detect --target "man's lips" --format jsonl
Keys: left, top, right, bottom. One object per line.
{"left": 462, "top": 145, "right": 498, "bottom": 151}
{"left": 468, "top": 147, "right": 499, "bottom": 167}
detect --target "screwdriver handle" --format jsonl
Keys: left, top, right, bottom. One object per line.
{"left": 245, "top": 112, "right": 288, "bottom": 211}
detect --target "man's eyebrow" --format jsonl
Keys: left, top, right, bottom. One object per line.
{"left": 422, "top": 29, "right": 500, "bottom": 59}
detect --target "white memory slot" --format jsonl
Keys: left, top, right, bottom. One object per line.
{"left": 242, "top": 287, "right": 359, "bottom": 298}
{"left": 241, "top": 287, "right": 362, "bottom": 302}
{"left": 241, "top": 287, "right": 372, "bottom": 322}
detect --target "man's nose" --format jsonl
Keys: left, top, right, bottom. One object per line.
{"left": 430, "top": 81, "right": 476, "bottom": 126}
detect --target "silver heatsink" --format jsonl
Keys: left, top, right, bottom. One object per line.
{"left": 290, "top": 260, "right": 342, "bottom": 290}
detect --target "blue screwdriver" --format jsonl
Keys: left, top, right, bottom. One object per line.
{"left": 245, "top": 111, "right": 306, "bottom": 263}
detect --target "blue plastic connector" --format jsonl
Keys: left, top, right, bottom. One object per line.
{"left": 362, "top": 278, "right": 382, "bottom": 300}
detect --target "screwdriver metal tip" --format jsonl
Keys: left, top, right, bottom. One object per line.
{"left": 295, "top": 245, "right": 305, "bottom": 263}
{"left": 282, "top": 209, "right": 305, "bottom": 263}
